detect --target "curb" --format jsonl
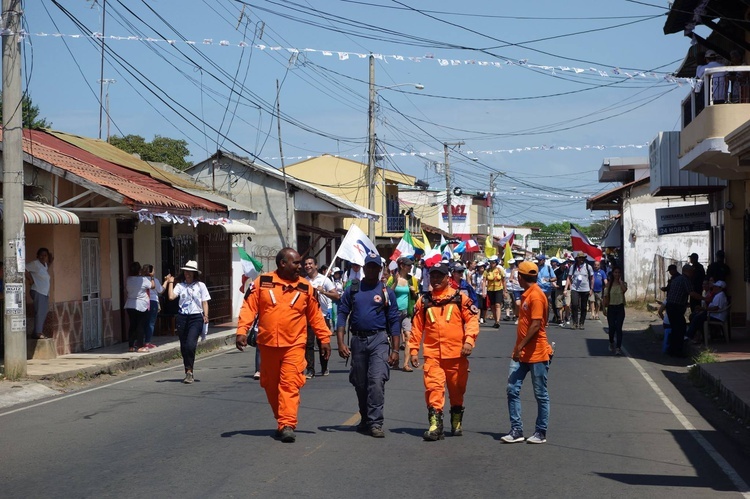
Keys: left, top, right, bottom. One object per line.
{"left": 31, "top": 333, "right": 237, "bottom": 382}
{"left": 696, "top": 364, "right": 750, "bottom": 423}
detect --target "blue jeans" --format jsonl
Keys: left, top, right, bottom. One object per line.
{"left": 176, "top": 313, "right": 203, "bottom": 372}
{"left": 506, "top": 360, "right": 550, "bottom": 434}
{"left": 145, "top": 302, "right": 159, "bottom": 343}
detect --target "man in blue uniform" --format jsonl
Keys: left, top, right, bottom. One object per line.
{"left": 337, "top": 251, "right": 401, "bottom": 438}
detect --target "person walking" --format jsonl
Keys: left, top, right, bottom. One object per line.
{"left": 141, "top": 264, "right": 166, "bottom": 349}
{"left": 25, "top": 247, "right": 54, "bottom": 339}
{"left": 536, "top": 255, "right": 557, "bottom": 322}
{"left": 484, "top": 255, "right": 504, "bottom": 328}
{"left": 502, "top": 261, "right": 554, "bottom": 444}
{"left": 337, "top": 252, "right": 401, "bottom": 438}
{"left": 470, "top": 261, "right": 487, "bottom": 324}
{"left": 603, "top": 266, "right": 627, "bottom": 355}
{"left": 166, "top": 260, "right": 211, "bottom": 383}
{"left": 658, "top": 265, "right": 693, "bottom": 357}
{"left": 590, "top": 261, "right": 608, "bottom": 320}
{"left": 124, "top": 261, "right": 155, "bottom": 353}
{"left": 236, "top": 248, "right": 331, "bottom": 443}
{"left": 567, "top": 252, "right": 593, "bottom": 329}
{"left": 386, "top": 256, "right": 419, "bottom": 372}
{"left": 303, "top": 256, "right": 338, "bottom": 378}
{"left": 409, "top": 262, "right": 480, "bottom": 441}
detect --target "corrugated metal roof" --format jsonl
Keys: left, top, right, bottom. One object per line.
{"left": 3, "top": 129, "right": 226, "bottom": 213}
{"left": 47, "top": 130, "right": 204, "bottom": 190}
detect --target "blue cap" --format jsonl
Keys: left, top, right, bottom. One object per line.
{"left": 536, "top": 254, "right": 547, "bottom": 260}
{"left": 364, "top": 251, "right": 382, "bottom": 267}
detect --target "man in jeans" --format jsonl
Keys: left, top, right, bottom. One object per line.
{"left": 303, "top": 256, "right": 339, "bottom": 377}
{"left": 502, "top": 261, "right": 554, "bottom": 444}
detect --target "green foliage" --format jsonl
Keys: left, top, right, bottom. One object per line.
{"left": 0, "top": 93, "right": 51, "bottom": 129}
{"left": 518, "top": 219, "right": 609, "bottom": 249}
{"left": 109, "top": 134, "right": 192, "bottom": 170}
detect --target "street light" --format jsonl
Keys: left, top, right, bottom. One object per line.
{"left": 367, "top": 54, "right": 424, "bottom": 241}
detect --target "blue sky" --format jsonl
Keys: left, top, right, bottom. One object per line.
{"left": 24, "top": 1, "right": 693, "bottom": 225}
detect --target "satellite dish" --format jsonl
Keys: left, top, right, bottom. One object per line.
{"left": 453, "top": 187, "right": 463, "bottom": 197}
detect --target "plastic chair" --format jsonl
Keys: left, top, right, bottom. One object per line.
{"left": 703, "top": 304, "right": 731, "bottom": 348}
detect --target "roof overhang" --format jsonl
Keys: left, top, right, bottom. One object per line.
{"left": 218, "top": 221, "right": 256, "bottom": 234}
{"left": 0, "top": 199, "right": 80, "bottom": 225}
{"left": 587, "top": 178, "right": 649, "bottom": 211}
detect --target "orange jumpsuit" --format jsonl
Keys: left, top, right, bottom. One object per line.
{"left": 409, "top": 287, "right": 480, "bottom": 410}
{"left": 237, "top": 271, "right": 330, "bottom": 430}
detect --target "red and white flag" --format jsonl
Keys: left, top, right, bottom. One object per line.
{"left": 570, "top": 223, "right": 602, "bottom": 262}
{"left": 423, "top": 247, "right": 442, "bottom": 267}
{"left": 498, "top": 230, "right": 515, "bottom": 248}
{"left": 465, "top": 239, "right": 479, "bottom": 252}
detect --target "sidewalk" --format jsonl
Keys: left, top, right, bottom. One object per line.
{"left": 0, "top": 325, "right": 238, "bottom": 409}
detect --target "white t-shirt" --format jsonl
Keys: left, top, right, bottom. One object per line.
{"left": 125, "top": 276, "right": 151, "bottom": 312}
{"left": 26, "top": 259, "right": 51, "bottom": 296}
{"left": 569, "top": 263, "right": 593, "bottom": 292}
{"left": 173, "top": 281, "right": 211, "bottom": 315}
{"left": 709, "top": 291, "right": 728, "bottom": 322}
{"left": 149, "top": 279, "right": 164, "bottom": 303}
{"left": 307, "top": 272, "right": 335, "bottom": 316}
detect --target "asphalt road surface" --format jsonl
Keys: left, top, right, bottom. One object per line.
{"left": 2, "top": 320, "right": 749, "bottom": 498}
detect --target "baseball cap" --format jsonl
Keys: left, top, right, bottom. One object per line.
{"left": 713, "top": 280, "right": 726, "bottom": 289}
{"left": 536, "top": 254, "right": 546, "bottom": 261}
{"left": 332, "top": 266, "right": 341, "bottom": 274}
{"left": 397, "top": 256, "right": 414, "bottom": 265}
{"left": 429, "top": 262, "right": 451, "bottom": 275}
{"left": 488, "top": 255, "right": 499, "bottom": 262}
{"left": 452, "top": 263, "right": 466, "bottom": 273}
{"left": 364, "top": 251, "right": 382, "bottom": 267}
{"left": 550, "top": 257, "right": 560, "bottom": 264}
{"left": 689, "top": 253, "right": 699, "bottom": 260}
{"left": 518, "top": 261, "right": 538, "bottom": 276}
{"left": 705, "top": 49, "right": 718, "bottom": 59}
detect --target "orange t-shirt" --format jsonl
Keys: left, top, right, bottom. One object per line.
{"left": 236, "top": 271, "right": 331, "bottom": 348}
{"left": 515, "top": 283, "right": 553, "bottom": 363}
{"left": 409, "top": 287, "right": 480, "bottom": 359}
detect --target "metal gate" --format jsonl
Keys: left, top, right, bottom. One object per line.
{"left": 81, "top": 237, "right": 102, "bottom": 350}
{"left": 197, "top": 227, "right": 231, "bottom": 323}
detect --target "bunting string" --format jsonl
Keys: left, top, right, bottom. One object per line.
{"left": 20, "top": 29, "right": 696, "bottom": 86}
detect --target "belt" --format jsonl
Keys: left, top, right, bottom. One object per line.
{"left": 351, "top": 329, "right": 386, "bottom": 337}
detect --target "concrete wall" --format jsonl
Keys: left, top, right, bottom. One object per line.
{"left": 622, "top": 185, "right": 709, "bottom": 302}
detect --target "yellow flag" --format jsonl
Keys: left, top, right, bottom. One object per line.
{"left": 484, "top": 235, "right": 496, "bottom": 258}
{"left": 555, "top": 247, "right": 562, "bottom": 259}
{"left": 503, "top": 242, "right": 514, "bottom": 269}
{"left": 422, "top": 231, "right": 432, "bottom": 252}
{"left": 412, "top": 231, "right": 425, "bottom": 250}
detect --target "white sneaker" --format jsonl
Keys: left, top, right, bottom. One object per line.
{"left": 526, "top": 431, "right": 546, "bottom": 444}
{"left": 479, "top": 318, "right": 484, "bottom": 324}
{"left": 253, "top": 371, "right": 260, "bottom": 380}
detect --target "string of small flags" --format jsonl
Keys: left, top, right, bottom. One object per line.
{"left": 21, "top": 29, "right": 696, "bottom": 87}
{"left": 133, "top": 208, "right": 235, "bottom": 227}
{"left": 260, "top": 143, "right": 649, "bottom": 162}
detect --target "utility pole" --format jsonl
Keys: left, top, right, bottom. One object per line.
{"left": 488, "top": 173, "right": 497, "bottom": 238}
{"left": 443, "top": 141, "right": 464, "bottom": 237}
{"left": 98, "top": 79, "right": 116, "bottom": 142}
{"left": 277, "top": 78, "right": 290, "bottom": 246}
{"left": 3, "top": 0, "right": 27, "bottom": 378}
{"left": 97, "top": 0, "right": 108, "bottom": 140}
{"left": 367, "top": 54, "right": 377, "bottom": 241}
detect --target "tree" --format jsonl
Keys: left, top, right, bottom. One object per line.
{"left": 0, "top": 93, "right": 51, "bottom": 129}
{"left": 109, "top": 134, "right": 193, "bottom": 170}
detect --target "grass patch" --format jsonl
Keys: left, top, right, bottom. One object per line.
{"left": 693, "top": 348, "right": 719, "bottom": 364}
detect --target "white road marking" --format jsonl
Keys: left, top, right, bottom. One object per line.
{"left": 623, "top": 347, "right": 750, "bottom": 497}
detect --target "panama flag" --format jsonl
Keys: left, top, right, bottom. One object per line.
{"left": 336, "top": 223, "right": 377, "bottom": 266}
{"left": 391, "top": 229, "right": 416, "bottom": 261}
{"left": 570, "top": 223, "right": 602, "bottom": 262}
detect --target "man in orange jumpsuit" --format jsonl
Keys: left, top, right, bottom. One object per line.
{"left": 236, "top": 248, "right": 331, "bottom": 443}
{"left": 409, "top": 262, "right": 480, "bottom": 441}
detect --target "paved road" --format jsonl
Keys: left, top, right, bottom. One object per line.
{"left": 2, "top": 320, "right": 749, "bottom": 498}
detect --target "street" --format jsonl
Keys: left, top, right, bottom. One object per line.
{"left": 1, "top": 320, "right": 748, "bottom": 498}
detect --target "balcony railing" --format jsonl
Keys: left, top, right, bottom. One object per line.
{"left": 385, "top": 215, "right": 421, "bottom": 234}
{"left": 682, "top": 65, "right": 750, "bottom": 128}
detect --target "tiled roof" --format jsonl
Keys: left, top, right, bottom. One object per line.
{"left": 5, "top": 129, "right": 226, "bottom": 213}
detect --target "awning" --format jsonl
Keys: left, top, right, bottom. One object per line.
{"left": 600, "top": 219, "right": 622, "bottom": 248}
{"left": 219, "top": 221, "right": 256, "bottom": 234}
{"left": 0, "top": 199, "right": 80, "bottom": 225}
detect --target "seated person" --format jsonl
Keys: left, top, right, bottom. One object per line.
{"left": 687, "top": 280, "right": 728, "bottom": 342}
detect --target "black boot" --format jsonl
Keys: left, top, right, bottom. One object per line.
{"left": 450, "top": 406, "right": 464, "bottom": 436}
{"left": 423, "top": 407, "right": 445, "bottom": 441}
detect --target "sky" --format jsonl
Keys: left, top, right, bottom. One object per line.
{"left": 22, "top": 0, "right": 696, "bottom": 226}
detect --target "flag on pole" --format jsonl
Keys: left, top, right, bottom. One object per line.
{"left": 498, "top": 230, "right": 515, "bottom": 248}
{"left": 238, "top": 247, "right": 263, "bottom": 280}
{"left": 411, "top": 229, "right": 425, "bottom": 250}
{"left": 555, "top": 248, "right": 562, "bottom": 259}
{"left": 441, "top": 243, "right": 453, "bottom": 261}
{"left": 570, "top": 223, "right": 602, "bottom": 262}
{"left": 439, "top": 234, "right": 448, "bottom": 252}
{"left": 465, "top": 239, "right": 479, "bottom": 252}
{"left": 422, "top": 231, "right": 432, "bottom": 252}
{"left": 423, "top": 247, "right": 442, "bottom": 267}
{"left": 453, "top": 241, "right": 467, "bottom": 254}
{"left": 337, "top": 223, "right": 377, "bottom": 266}
{"left": 502, "top": 242, "right": 514, "bottom": 269}
{"left": 391, "top": 229, "right": 416, "bottom": 261}
{"left": 484, "top": 235, "right": 496, "bottom": 258}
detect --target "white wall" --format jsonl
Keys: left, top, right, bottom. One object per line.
{"left": 622, "top": 185, "right": 709, "bottom": 302}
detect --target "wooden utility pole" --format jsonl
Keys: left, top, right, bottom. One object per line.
{"left": 367, "top": 54, "right": 376, "bottom": 241}
{"left": 443, "top": 141, "right": 464, "bottom": 237}
{"left": 3, "top": 0, "right": 27, "bottom": 378}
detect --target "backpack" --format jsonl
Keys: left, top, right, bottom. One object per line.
{"left": 421, "top": 290, "right": 469, "bottom": 325}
